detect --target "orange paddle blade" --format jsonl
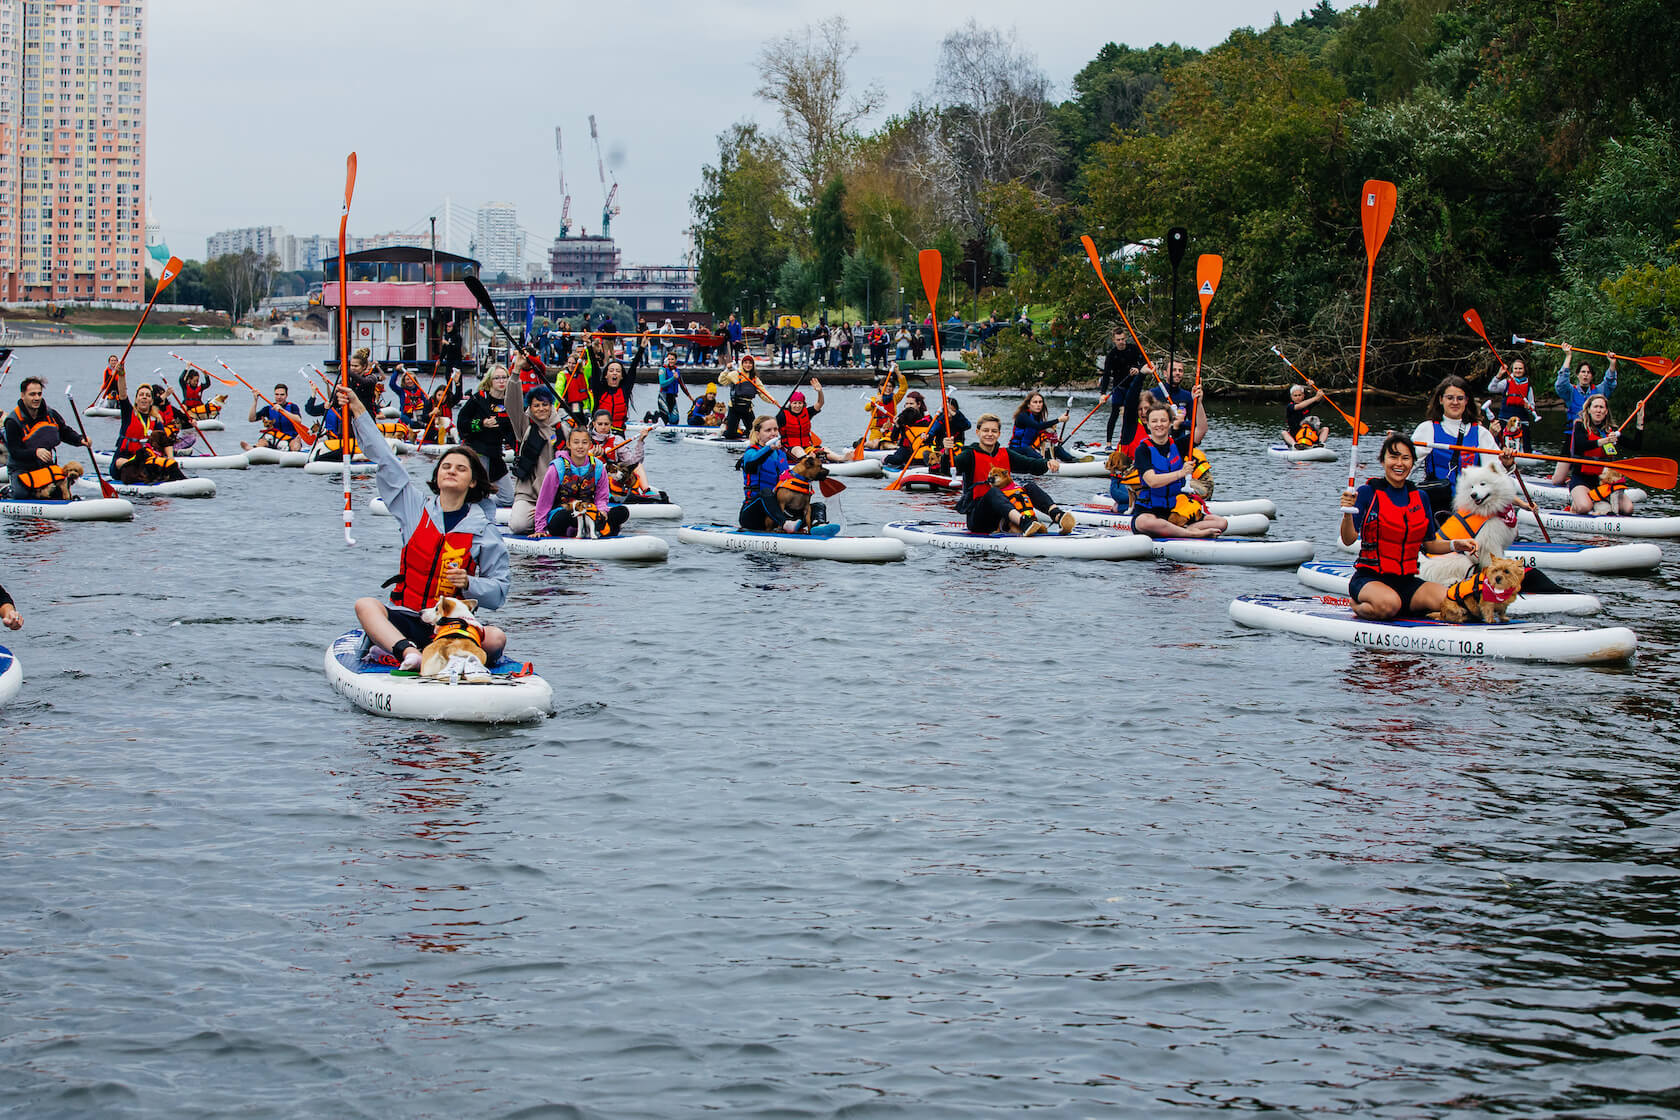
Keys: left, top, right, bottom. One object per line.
{"left": 1360, "top": 180, "right": 1397, "bottom": 262}
{"left": 1196, "top": 255, "right": 1222, "bottom": 310}
{"left": 1079, "top": 234, "right": 1102, "bottom": 269}
{"left": 1612, "top": 457, "right": 1679, "bottom": 489}
{"left": 1462, "top": 308, "right": 1488, "bottom": 341}
{"left": 918, "top": 249, "right": 942, "bottom": 310}
{"left": 156, "top": 255, "right": 182, "bottom": 295}
{"left": 817, "top": 477, "right": 847, "bottom": 498}
{"left": 1634, "top": 355, "right": 1676, "bottom": 377}
{"left": 343, "top": 152, "right": 358, "bottom": 210}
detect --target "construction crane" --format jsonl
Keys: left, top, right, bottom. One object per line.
{"left": 588, "top": 113, "right": 621, "bottom": 238}
{"left": 554, "top": 126, "right": 571, "bottom": 239}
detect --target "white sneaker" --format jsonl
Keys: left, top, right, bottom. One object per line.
{"left": 399, "top": 648, "right": 422, "bottom": 672}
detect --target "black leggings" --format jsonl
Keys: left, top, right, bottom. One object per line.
{"left": 545, "top": 504, "right": 628, "bottom": 537}
{"left": 722, "top": 400, "right": 755, "bottom": 439}
{"left": 967, "top": 481, "right": 1055, "bottom": 533}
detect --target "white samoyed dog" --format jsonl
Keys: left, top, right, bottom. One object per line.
{"left": 1419, "top": 463, "right": 1519, "bottom": 585}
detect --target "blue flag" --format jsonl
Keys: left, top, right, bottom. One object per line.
{"left": 525, "top": 295, "right": 536, "bottom": 337}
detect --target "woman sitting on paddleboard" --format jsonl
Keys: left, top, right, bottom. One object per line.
{"left": 1129, "top": 396, "right": 1227, "bottom": 540}
{"left": 109, "top": 370, "right": 187, "bottom": 484}
{"left": 1009, "top": 391, "right": 1080, "bottom": 463}
{"left": 338, "top": 386, "right": 509, "bottom": 672}
{"left": 533, "top": 424, "right": 629, "bottom": 540}
{"left": 945, "top": 413, "right": 1072, "bottom": 535}
{"left": 1568, "top": 394, "right": 1644, "bottom": 515}
{"left": 1339, "top": 432, "right": 1477, "bottom": 621}
{"left": 1410, "top": 375, "right": 1507, "bottom": 518}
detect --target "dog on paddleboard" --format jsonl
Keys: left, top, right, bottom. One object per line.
{"left": 418, "top": 596, "right": 490, "bottom": 681}
{"left": 773, "top": 452, "right": 829, "bottom": 532}
{"left": 988, "top": 466, "right": 1047, "bottom": 536}
{"left": 1419, "top": 463, "right": 1519, "bottom": 585}
{"left": 1432, "top": 555, "right": 1525, "bottom": 624}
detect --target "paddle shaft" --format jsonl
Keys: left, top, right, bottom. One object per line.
{"left": 1412, "top": 439, "right": 1675, "bottom": 489}
{"left": 163, "top": 384, "right": 219, "bottom": 456}
{"left": 63, "top": 391, "right": 118, "bottom": 498}
{"left": 1509, "top": 464, "right": 1551, "bottom": 543}
{"left": 1272, "top": 349, "right": 1366, "bottom": 434}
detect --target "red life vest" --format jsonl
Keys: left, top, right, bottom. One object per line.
{"left": 388, "top": 510, "right": 477, "bottom": 612}
{"left": 1503, "top": 375, "right": 1530, "bottom": 410}
{"left": 778, "top": 406, "right": 815, "bottom": 450}
{"left": 117, "top": 408, "right": 153, "bottom": 456}
{"left": 598, "top": 384, "right": 628, "bottom": 431}
{"left": 967, "top": 444, "right": 1013, "bottom": 501}
{"left": 1356, "top": 482, "right": 1431, "bottom": 576}
{"left": 181, "top": 381, "right": 204, "bottom": 409}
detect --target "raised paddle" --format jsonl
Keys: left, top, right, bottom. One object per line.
{"left": 1269, "top": 346, "right": 1369, "bottom": 435}
{"left": 208, "top": 356, "right": 315, "bottom": 445}
{"left": 1191, "top": 253, "right": 1222, "bottom": 440}
{"left": 883, "top": 424, "right": 937, "bottom": 490}
{"left": 99, "top": 255, "right": 183, "bottom": 400}
{"left": 1511, "top": 336, "right": 1674, "bottom": 378}
{"left": 1616, "top": 375, "right": 1677, "bottom": 437}
{"left": 1064, "top": 398, "right": 1105, "bottom": 444}
{"left": 465, "top": 273, "right": 535, "bottom": 361}
{"left": 1080, "top": 234, "right": 1164, "bottom": 394}
{"left": 1345, "top": 179, "right": 1397, "bottom": 504}
{"left": 1462, "top": 309, "right": 1508, "bottom": 375}
{"left": 335, "top": 152, "right": 357, "bottom": 546}
{"left": 886, "top": 251, "right": 953, "bottom": 491}
{"left": 156, "top": 372, "right": 221, "bottom": 458}
{"left": 62, "top": 386, "right": 119, "bottom": 498}
{"left": 1410, "top": 440, "right": 1677, "bottom": 490}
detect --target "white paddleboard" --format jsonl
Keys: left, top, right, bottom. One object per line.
{"left": 0, "top": 645, "right": 21, "bottom": 708}
{"left": 1229, "top": 594, "right": 1635, "bottom": 663}
{"left": 1069, "top": 508, "right": 1273, "bottom": 536}
{"left": 324, "top": 629, "right": 552, "bottom": 723}
{"left": 1148, "top": 537, "right": 1315, "bottom": 567}
{"left": 1522, "top": 479, "right": 1647, "bottom": 506}
{"left": 191, "top": 419, "right": 226, "bottom": 432}
{"left": 1086, "top": 494, "right": 1278, "bottom": 518}
{"left": 1517, "top": 507, "right": 1680, "bottom": 539}
{"left": 95, "top": 449, "right": 248, "bottom": 470}
{"left": 83, "top": 406, "right": 121, "bottom": 418}
{"left": 1295, "top": 560, "right": 1602, "bottom": 616}
{"left": 679, "top": 522, "right": 907, "bottom": 562}
{"left": 824, "top": 458, "right": 884, "bottom": 478}
{"left": 504, "top": 533, "right": 669, "bottom": 561}
{"left": 1333, "top": 536, "right": 1663, "bottom": 573}
{"left": 0, "top": 496, "right": 134, "bottom": 521}
{"left": 681, "top": 435, "right": 748, "bottom": 449}
{"left": 76, "top": 476, "right": 215, "bottom": 498}
{"left": 303, "top": 457, "right": 377, "bottom": 475}
{"left": 1267, "top": 443, "right": 1338, "bottom": 462}
{"left": 882, "top": 519, "right": 1153, "bottom": 560}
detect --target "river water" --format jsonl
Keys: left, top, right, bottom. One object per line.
{"left": 3, "top": 345, "right": 1678, "bottom": 1118}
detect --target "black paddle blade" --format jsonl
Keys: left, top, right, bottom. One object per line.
{"left": 464, "top": 273, "right": 519, "bottom": 349}
{"left": 1167, "top": 227, "right": 1188, "bottom": 269}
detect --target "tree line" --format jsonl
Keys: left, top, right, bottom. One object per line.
{"left": 690, "top": 1, "right": 1680, "bottom": 412}
{"left": 145, "top": 251, "right": 322, "bottom": 324}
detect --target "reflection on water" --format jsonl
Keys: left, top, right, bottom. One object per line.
{"left": 0, "top": 344, "right": 1677, "bottom": 1116}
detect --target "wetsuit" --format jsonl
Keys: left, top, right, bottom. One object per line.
{"left": 721, "top": 370, "right": 758, "bottom": 440}
{"left": 1098, "top": 342, "right": 1146, "bottom": 442}
{"left": 1009, "top": 410, "right": 1077, "bottom": 462}
{"left": 654, "top": 365, "right": 685, "bottom": 424}
{"left": 951, "top": 442, "right": 1054, "bottom": 533}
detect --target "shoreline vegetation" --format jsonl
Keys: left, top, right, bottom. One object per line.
{"left": 690, "top": 3, "right": 1680, "bottom": 419}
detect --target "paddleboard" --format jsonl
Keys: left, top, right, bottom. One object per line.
{"left": 891, "top": 472, "right": 958, "bottom": 491}
{"left": 0, "top": 645, "right": 19, "bottom": 707}
{"left": 1069, "top": 508, "right": 1273, "bottom": 536}
{"left": 1148, "top": 537, "right": 1315, "bottom": 567}
{"left": 1229, "top": 594, "right": 1635, "bottom": 663}
{"left": 1522, "top": 480, "right": 1647, "bottom": 506}
{"left": 681, "top": 435, "right": 748, "bottom": 449}
{"left": 1047, "top": 457, "right": 1107, "bottom": 477}
{"left": 83, "top": 406, "right": 120, "bottom": 418}
{"left": 94, "top": 449, "right": 248, "bottom": 470}
{"left": 373, "top": 498, "right": 683, "bottom": 524}
{"left": 0, "top": 496, "right": 134, "bottom": 521}
{"left": 679, "top": 522, "right": 907, "bottom": 562}
{"left": 1086, "top": 494, "right": 1278, "bottom": 518}
{"left": 825, "top": 458, "right": 883, "bottom": 478}
{"left": 243, "top": 446, "right": 309, "bottom": 466}
{"left": 324, "top": 629, "right": 552, "bottom": 723}
{"left": 192, "top": 419, "right": 226, "bottom": 432}
{"left": 76, "top": 476, "right": 215, "bottom": 498}
{"left": 1268, "top": 443, "right": 1338, "bottom": 462}
{"left": 503, "top": 533, "right": 670, "bottom": 561}
{"left": 1517, "top": 508, "right": 1680, "bottom": 539}
{"left": 882, "top": 519, "right": 1153, "bottom": 560}
{"left": 414, "top": 443, "right": 453, "bottom": 457}
{"left": 1333, "top": 537, "right": 1663, "bottom": 573}
{"left": 303, "top": 457, "right": 377, "bottom": 476}
{"left": 1295, "top": 560, "right": 1602, "bottom": 616}
{"left": 631, "top": 423, "right": 717, "bottom": 436}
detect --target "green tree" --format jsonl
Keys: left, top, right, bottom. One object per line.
{"left": 838, "top": 249, "right": 891, "bottom": 320}
{"left": 775, "top": 255, "right": 819, "bottom": 313}
{"left": 810, "top": 175, "right": 852, "bottom": 301}
{"left": 690, "top": 122, "right": 796, "bottom": 315}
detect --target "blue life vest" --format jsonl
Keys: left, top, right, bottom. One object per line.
{"left": 1135, "top": 439, "right": 1184, "bottom": 510}
{"left": 1424, "top": 421, "right": 1482, "bottom": 485}
{"left": 740, "top": 445, "right": 788, "bottom": 503}
{"left": 557, "top": 458, "right": 603, "bottom": 504}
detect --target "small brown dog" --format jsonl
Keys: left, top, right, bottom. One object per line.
{"left": 774, "top": 452, "right": 829, "bottom": 532}
{"left": 418, "top": 596, "right": 490, "bottom": 680}
{"left": 988, "top": 466, "right": 1045, "bottom": 535}
{"left": 12, "top": 458, "right": 84, "bottom": 500}
{"left": 1434, "top": 555, "right": 1525, "bottom": 624}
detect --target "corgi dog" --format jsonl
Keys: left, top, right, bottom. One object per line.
{"left": 418, "top": 596, "right": 489, "bottom": 681}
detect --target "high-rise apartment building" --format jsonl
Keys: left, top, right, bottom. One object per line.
{"left": 474, "top": 201, "right": 524, "bottom": 280}
{"left": 0, "top": 0, "right": 147, "bottom": 301}
{"left": 206, "top": 224, "right": 284, "bottom": 265}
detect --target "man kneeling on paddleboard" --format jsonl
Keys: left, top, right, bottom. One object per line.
{"left": 338, "top": 386, "right": 511, "bottom": 672}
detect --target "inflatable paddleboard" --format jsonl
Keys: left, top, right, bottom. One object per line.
{"left": 1069, "top": 508, "right": 1273, "bottom": 536}
{"left": 1229, "top": 594, "right": 1635, "bottom": 663}
{"left": 303, "top": 457, "right": 377, "bottom": 476}
{"left": 1517, "top": 508, "right": 1680, "bottom": 539}
{"left": 192, "top": 419, "right": 226, "bottom": 432}
{"left": 1086, "top": 494, "right": 1278, "bottom": 519}
{"left": 0, "top": 496, "right": 134, "bottom": 521}
{"left": 882, "top": 519, "right": 1153, "bottom": 560}
{"left": 1147, "top": 537, "right": 1315, "bottom": 567}
{"left": 1295, "top": 560, "right": 1602, "bottom": 616}
{"left": 824, "top": 458, "right": 883, "bottom": 478}
{"left": 374, "top": 498, "right": 683, "bottom": 525}
{"left": 1334, "top": 537, "right": 1662, "bottom": 573}
{"left": 76, "top": 476, "right": 215, "bottom": 498}
{"left": 1522, "top": 480, "right": 1647, "bottom": 506}
{"left": 243, "top": 446, "right": 309, "bottom": 467}
{"left": 0, "top": 645, "right": 19, "bottom": 708}
{"left": 83, "top": 405, "right": 120, "bottom": 418}
{"left": 503, "top": 532, "right": 669, "bottom": 561}
{"left": 324, "top": 629, "right": 552, "bottom": 723}
{"left": 890, "top": 472, "right": 958, "bottom": 491}
{"left": 679, "top": 522, "right": 907, "bottom": 562}
{"left": 681, "top": 435, "right": 748, "bottom": 449}
{"left": 1267, "top": 443, "right": 1337, "bottom": 462}
{"left": 1046, "top": 457, "right": 1108, "bottom": 477}
{"left": 94, "top": 449, "right": 248, "bottom": 470}
{"left": 631, "top": 423, "right": 717, "bottom": 436}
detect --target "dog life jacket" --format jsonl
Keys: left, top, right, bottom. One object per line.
{"left": 1438, "top": 505, "right": 1518, "bottom": 542}
{"left": 778, "top": 406, "right": 816, "bottom": 451}
{"left": 996, "top": 479, "right": 1035, "bottom": 518}
{"left": 261, "top": 403, "right": 303, "bottom": 441}
{"left": 1169, "top": 491, "right": 1208, "bottom": 524}
{"left": 776, "top": 469, "right": 813, "bottom": 497}
{"left": 597, "top": 384, "right": 629, "bottom": 432}
{"left": 1292, "top": 424, "right": 1323, "bottom": 448}
{"left": 388, "top": 512, "right": 476, "bottom": 612}
{"left": 1424, "top": 422, "right": 1484, "bottom": 485}
{"left": 9, "top": 405, "right": 70, "bottom": 490}
{"left": 429, "top": 616, "right": 486, "bottom": 649}
{"left": 1356, "top": 482, "right": 1431, "bottom": 576}
{"left": 1443, "top": 569, "right": 1517, "bottom": 611}
{"left": 965, "top": 445, "right": 1013, "bottom": 502}
{"left": 1585, "top": 474, "right": 1627, "bottom": 503}
{"left": 1135, "top": 439, "right": 1186, "bottom": 510}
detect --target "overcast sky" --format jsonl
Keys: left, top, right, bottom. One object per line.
{"left": 151, "top": 0, "right": 1325, "bottom": 269}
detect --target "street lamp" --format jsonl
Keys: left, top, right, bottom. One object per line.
{"left": 818, "top": 295, "right": 826, "bottom": 326}
{"left": 898, "top": 286, "right": 905, "bottom": 324}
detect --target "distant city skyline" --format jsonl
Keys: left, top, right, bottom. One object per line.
{"left": 147, "top": 0, "right": 1333, "bottom": 271}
